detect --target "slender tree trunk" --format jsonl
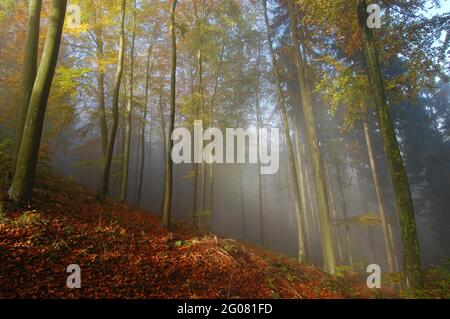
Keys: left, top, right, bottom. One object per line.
{"left": 157, "top": 79, "right": 166, "bottom": 214}
{"left": 263, "top": 0, "right": 306, "bottom": 262}
{"left": 9, "top": 0, "right": 67, "bottom": 204}
{"left": 294, "top": 125, "right": 313, "bottom": 257}
{"left": 94, "top": 28, "right": 108, "bottom": 157}
{"left": 191, "top": 67, "right": 199, "bottom": 224}
{"left": 324, "top": 163, "right": 344, "bottom": 265}
{"left": 206, "top": 45, "right": 224, "bottom": 229}
{"left": 361, "top": 183, "right": 377, "bottom": 263}
{"left": 238, "top": 165, "right": 246, "bottom": 240}
{"left": 363, "top": 120, "right": 397, "bottom": 272}
{"left": 97, "top": 0, "right": 126, "bottom": 202}
{"left": 335, "top": 163, "right": 354, "bottom": 269}
{"left": 255, "top": 45, "right": 265, "bottom": 246}
{"left": 388, "top": 223, "right": 400, "bottom": 269}
{"left": 198, "top": 1, "right": 208, "bottom": 218}
{"left": 137, "top": 43, "right": 155, "bottom": 205}
{"left": 368, "top": 227, "right": 376, "bottom": 263}
{"left": 356, "top": 0, "right": 422, "bottom": 289}
{"left": 120, "top": 0, "right": 137, "bottom": 203}
{"left": 147, "top": 89, "right": 155, "bottom": 187}
{"left": 118, "top": 99, "right": 126, "bottom": 194}
{"left": 208, "top": 162, "right": 215, "bottom": 230}
{"left": 14, "top": 0, "right": 42, "bottom": 174}
{"left": 192, "top": 157, "right": 199, "bottom": 223}
{"left": 192, "top": 3, "right": 203, "bottom": 225}
{"left": 162, "top": 0, "right": 177, "bottom": 227}
{"left": 286, "top": 0, "right": 335, "bottom": 272}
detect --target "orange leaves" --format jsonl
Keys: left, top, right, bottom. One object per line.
{"left": 1, "top": 172, "right": 397, "bottom": 299}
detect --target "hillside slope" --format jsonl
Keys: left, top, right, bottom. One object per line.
{"left": 0, "top": 172, "right": 400, "bottom": 299}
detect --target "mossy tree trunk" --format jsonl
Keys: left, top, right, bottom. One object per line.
{"left": 356, "top": 0, "right": 423, "bottom": 289}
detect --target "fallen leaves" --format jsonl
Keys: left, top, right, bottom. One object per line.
{"left": 0, "top": 172, "right": 400, "bottom": 299}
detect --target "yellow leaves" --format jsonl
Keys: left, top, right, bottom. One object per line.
{"left": 64, "top": 22, "right": 90, "bottom": 35}
{"left": 316, "top": 56, "right": 373, "bottom": 130}
{"left": 53, "top": 66, "right": 91, "bottom": 97}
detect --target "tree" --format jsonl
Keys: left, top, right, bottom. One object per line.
{"left": 263, "top": 0, "right": 306, "bottom": 263}
{"left": 97, "top": 0, "right": 127, "bottom": 202}
{"left": 162, "top": 0, "right": 177, "bottom": 228}
{"left": 356, "top": 0, "right": 423, "bottom": 290}
{"left": 363, "top": 120, "right": 397, "bottom": 272}
{"left": 14, "top": 0, "right": 42, "bottom": 173}
{"left": 9, "top": 0, "right": 67, "bottom": 204}
{"left": 137, "top": 41, "right": 155, "bottom": 206}
{"left": 286, "top": 0, "right": 336, "bottom": 273}
{"left": 120, "top": 0, "right": 137, "bottom": 203}
{"left": 255, "top": 43, "right": 265, "bottom": 245}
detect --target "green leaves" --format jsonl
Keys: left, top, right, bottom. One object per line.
{"left": 174, "top": 240, "right": 190, "bottom": 248}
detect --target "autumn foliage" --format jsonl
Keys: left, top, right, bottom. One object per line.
{"left": 0, "top": 172, "right": 400, "bottom": 299}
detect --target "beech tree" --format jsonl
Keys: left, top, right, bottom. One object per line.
{"left": 9, "top": 0, "right": 67, "bottom": 204}
{"left": 162, "top": 0, "right": 178, "bottom": 228}
{"left": 355, "top": 0, "right": 423, "bottom": 289}
{"left": 14, "top": 0, "right": 42, "bottom": 173}
{"left": 286, "top": 0, "right": 336, "bottom": 273}
{"left": 97, "top": 0, "right": 127, "bottom": 202}
{"left": 263, "top": 0, "right": 306, "bottom": 263}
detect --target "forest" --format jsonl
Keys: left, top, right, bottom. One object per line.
{"left": 0, "top": 0, "right": 449, "bottom": 299}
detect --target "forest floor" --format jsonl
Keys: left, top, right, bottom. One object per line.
{"left": 0, "top": 172, "right": 448, "bottom": 299}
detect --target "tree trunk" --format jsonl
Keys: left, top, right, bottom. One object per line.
{"left": 363, "top": 120, "right": 397, "bottom": 272}
{"left": 263, "top": 0, "right": 306, "bottom": 263}
{"left": 294, "top": 125, "right": 314, "bottom": 257}
{"left": 286, "top": 0, "right": 335, "bottom": 273}
{"left": 97, "top": 0, "right": 127, "bottom": 202}
{"left": 368, "top": 226, "right": 376, "bottom": 263}
{"left": 157, "top": 79, "right": 166, "bottom": 214}
{"left": 14, "top": 0, "right": 42, "bottom": 174}
{"left": 208, "top": 162, "right": 215, "bottom": 230}
{"left": 137, "top": 43, "right": 155, "bottom": 206}
{"left": 356, "top": 0, "right": 422, "bottom": 289}
{"left": 94, "top": 27, "right": 108, "bottom": 157}
{"left": 255, "top": 44, "right": 265, "bottom": 246}
{"left": 238, "top": 165, "right": 246, "bottom": 240}
{"left": 324, "top": 163, "right": 344, "bottom": 265}
{"left": 120, "top": 0, "right": 137, "bottom": 203}
{"left": 206, "top": 45, "right": 224, "bottom": 229}
{"left": 335, "top": 162, "right": 354, "bottom": 269}
{"left": 9, "top": 0, "right": 66, "bottom": 204}
{"left": 162, "top": 0, "right": 177, "bottom": 228}
{"left": 191, "top": 67, "right": 199, "bottom": 224}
